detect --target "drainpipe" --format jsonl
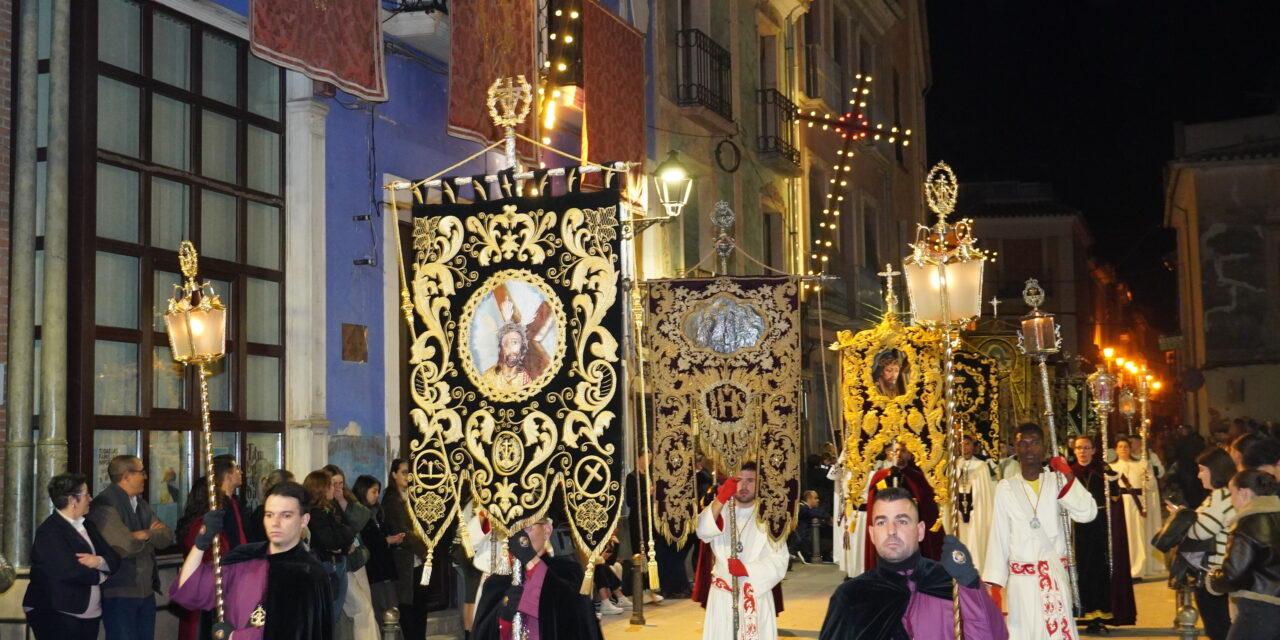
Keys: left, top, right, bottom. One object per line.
{"left": 37, "top": 0, "right": 72, "bottom": 515}
{"left": 5, "top": 0, "right": 43, "bottom": 567}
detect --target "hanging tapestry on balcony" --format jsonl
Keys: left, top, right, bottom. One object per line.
{"left": 448, "top": 0, "right": 537, "bottom": 164}
{"left": 249, "top": 0, "right": 388, "bottom": 102}
{"left": 834, "top": 313, "right": 1000, "bottom": 510}
{"left": 402, "top": 172, "right": 625, "bottom": 569}
{"left": 647, "top": 276, "right": 802, "bottom": 544}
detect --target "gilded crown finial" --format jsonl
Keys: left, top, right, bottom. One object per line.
{"left": 487, "top": 76, "right": 533, "bottom": 129}
{"left": 178, "top": 240, "right": 199, "bottom": 282}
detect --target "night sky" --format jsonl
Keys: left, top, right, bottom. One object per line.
{"left": 925, "top": 1, "right": 1280, "bottom": 331}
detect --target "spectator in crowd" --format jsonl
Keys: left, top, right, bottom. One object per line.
{"left": 247, "top": 469, "right": 295, "bottom": 543}
{"left": 24, "top": 473, "right": 119, "bottom": 639}
{"left": 323, "top": 464, "right": 377, "bottom": 640}
{"left": 351, "top": 474, "right": 401, "bottom": 626}
{"left": 792, "top": 490, "right": 830, "bottom": 563}
{"left": 1241, "top": 437, "right": 1280, "bottom": 478}
{"left": 174, "top": 455, "right": 249, "bottom": 640}
{"left": 89, "top": 455, "right": 174, "bottom": 640}
{"left": 1230, "top": 434, "right": 1265, "bottom": 471}
{"left": 383, "top": 458, "right": 429, "bottom": 640}
{"left": 1169, "top": 423, "right": 1209, "bottom": 508}
{"left": 592, "top": 527, "right": 631, "bottom": 616}
{"left": 302, "top": 469, "right": 358, "bottom": 627}
{"left": 1207, "top": 469, "right": 1280, "bottom": 638}
{"left": 1181, "top": 447, "right": 1238, "bottom": 640}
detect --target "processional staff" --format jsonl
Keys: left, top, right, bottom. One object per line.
{"left": 1017, "top": 278, "right": 1081, "bottom": 613}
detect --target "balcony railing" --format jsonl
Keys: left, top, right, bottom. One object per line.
{"left": 757, "top": 89, "right": 799, "bottom": 167}
{"left": 677, "top": 29, "right": 733, "bottom": 122}
{"left": 804, "top": 43, "right": 843, "bottom": 110}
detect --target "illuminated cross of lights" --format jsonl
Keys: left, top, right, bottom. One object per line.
{"left": 799, "top": 74, "right": 913, "bottom": 292}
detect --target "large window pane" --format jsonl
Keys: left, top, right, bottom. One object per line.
{"left": 152, "top": 95, "right": 190, "bottom": 170}
{"left": 153, "top": 12, "right": 191, "bottom": 89}
{"left": 149, "top": 431, "right": 193, "bottom": 528}
{"left": 98, "top": 0, "right": 141, "bottom": 72}
{"left": 201, "top": 111, "right": 237, "bottom": 183}
{"left": 245, "top": 432, "right": 282, "bottom": 508}
{"left": 97, "top": 163, "right": 139, "bottom": 242}
{"left": 206, "top": 356, "right": 232, "bottom": 412}
{"left": 153, "top": 270, "right": 181, "bottom": 331}
{"left": 95, "top": 252, "right": 139, "bottom": 329}
{"left": 246, "top": 202, "right": 280, "bottom": 270}
{"left": 246, "top": 126, "right": 280, "bottom": 195}
{"left": 37, "top": 73, "right": 48, "bottom": 148}
{"left": 95, "top": 340, "right": 139, "bottom": 416}
{"left": 211, "top": 432, "right": 240, "bottom": 459}
{"left": 36, "top": 161, "right": 46, "bottom": 236}
{"left": 247, "top": 278, "right": 280, "bottom": 345}
{"left": 202, "top": 32, "right": 238, "bottom": 106}
{"left": 93, "top": 430, "right": 140, "bottom": 495}
{"left": 247, "top": 55, "right": 280, "bottom": 120}
{"left": 153, "top": 346, "right": 185, "bottom": 410}
{"left": 246, "top": 355, "right": 280, "bottom": 421}
{"left": 98, "top": 76, "right": 140, "bottom": 156}
{"left": 200, "top": 190, "right": 238, "bottom": 261}
{"left": 151, "top": 178, "right": 190, "bottom": 250}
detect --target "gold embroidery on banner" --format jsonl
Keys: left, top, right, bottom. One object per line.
{"left": 647, "top": 277, "right": 801, "bottom": 543}
{"left": 405, "top": 200, "right": 622, "bottom": 564}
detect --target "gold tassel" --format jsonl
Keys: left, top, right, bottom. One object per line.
{"left": 647, "top": 550, "right": 661, "bottom": 592}
{"left": 580, "top": 555, "right": 596, "bottom": 595}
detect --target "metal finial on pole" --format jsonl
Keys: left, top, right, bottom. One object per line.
{"left": 486, "top": 76, "right": 532, "bottom": 171}
{"left": 877, "top": 263, "right": 901, "bottom": 316}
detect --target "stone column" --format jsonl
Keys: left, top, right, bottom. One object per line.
{"left": 36, "top": 0, "right": 71, "bottom": 516}
{"left": 4, "top": 0, "right": 42, "bottom": 567}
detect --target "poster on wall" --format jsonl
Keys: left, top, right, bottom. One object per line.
{"left": 93, "top": 430, "right": 140, "bottom": 495}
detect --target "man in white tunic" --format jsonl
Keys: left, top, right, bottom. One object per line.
{"left": 1129, "top": 434, "right": 1166, "bottom": 577}
{"left": 1110, "top": 437, "right": 1157, "bottom": 578}
{"left": 956, "top": 435, "right": 997, "bottom": 570}
{"left": 984, "top": 423, "right": 1097, "bottom": 640}
{"left": 827, "top": 450, "right": 861, "bottom": 578}
{"left": 698, "top": 461, "right": 790, "bottom": 640}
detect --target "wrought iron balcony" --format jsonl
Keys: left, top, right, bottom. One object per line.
{"left": 804, "top": 43, "right": 843, "bottom": 111}
{"left": 757, "top": 89, "right": 799, "bottom": 168}
{"left": 677, "top": 29, "right": 733, "bottom": 123}
{"left": 385, "top": 0, "right": 447, "bottom": 13}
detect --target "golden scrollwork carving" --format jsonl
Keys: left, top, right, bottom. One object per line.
{"left": 647, "top": 277, "right": 801, "bottom": 543}
{"left": 405, "top": 193, "right": 623, "bottom": 563}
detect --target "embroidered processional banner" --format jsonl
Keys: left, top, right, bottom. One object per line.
{"left": 403, "top": 181, "right": 624, "bottom": 565}
{"left": 647, "top": 277, "right": 801, "bottom": 544}
{"left": 835, "top": 315, "right": 1000, "bottom": 509}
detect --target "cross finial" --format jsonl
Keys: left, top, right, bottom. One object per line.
{"left": 989, "top": 296, "right": 1001, "bottom": 318}
{"left": 878, "top": 263, "right": 902, "bottom": 315}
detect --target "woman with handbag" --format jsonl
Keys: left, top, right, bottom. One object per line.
{"left": 1175, "top": 447, "right": 1237, "bottom": 640}
{"left": 351, "top": 475, "right": 402, "bottom": 627}
{"left": 1208, "top": 469, "right": 1280, "bottom": 640}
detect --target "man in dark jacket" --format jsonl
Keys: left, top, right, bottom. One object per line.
{"left": 25, "top": 473, "right": 121, "bottom": 638}
{"left": 473, "top": 518, "right": 602, "bottom": 640}
{"left": 88, "top": 455, "right": 174, "bottom": 640}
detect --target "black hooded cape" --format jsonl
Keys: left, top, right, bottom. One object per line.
{"left": 818, "top": 553, "right": 954, "bottom": 640}
{"left": 221, "top": 542, "right": 333, "bottom": 640}
{"left": 473, "top": 555, "right": 603, "bottom": 640}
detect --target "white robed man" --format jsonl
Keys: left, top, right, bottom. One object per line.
{"left": 984, "top": 422, "right": 1097, "bottom": 640}
{"left": 955, "top": 434, "right": 997, "bottom": 570}
{"left": 1110, "top": 436, "right": 1159, "bottom": 578}
{"left": 827, "top": 449, "right": 863, "bottom": 578}
{"left": 697, "top": 461, "right": 790, "bottom": 640}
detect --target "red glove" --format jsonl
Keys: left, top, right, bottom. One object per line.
{"left": 716, "top": 478, "right": 740, "bottom": 504}
{"left": 727, "top": 558, "right": 749, "bottom": 577}
{"left": 1049, "top": 456, "right": 1072, "bottom": 476}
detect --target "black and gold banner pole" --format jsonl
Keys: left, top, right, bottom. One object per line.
{"left": 165, "top": 241, "right": 228, "bottom": 625}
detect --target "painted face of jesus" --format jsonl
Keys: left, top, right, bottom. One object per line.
{"left": 500, "top": 330, "right": 525, "bottom": 368}
{"left": 881, "top": 362, "right": 901, "bottom": 385}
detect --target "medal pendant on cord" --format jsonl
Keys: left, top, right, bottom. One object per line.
{"left": 1030, "top": 517, "right": 1041, "bottom": 529}
{"left": 735, "top": 541, "right": 743, "bottom": 553}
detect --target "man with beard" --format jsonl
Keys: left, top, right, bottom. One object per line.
{"left": 818, "top": 487, "right": 1006, "bottom": 640}
{"left": 864, "top": 442, "right": 942, "bottom": 569}
{"left": 472, "top": 518, "right": 602, "bottom": 640}
{"left": 1069, "top": 435, "right": 1136, "bottom": 634}
{"left": 482, "top": 324, "right": 534, "bottom": 391}
{"left": 697, "top": 462, "right": 790, "bottom": 640}
{"left": 984, "top": 423, "right": 1096, "bottom": 640}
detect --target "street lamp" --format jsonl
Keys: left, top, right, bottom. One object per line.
{"left": 629, "top": 150, "right": 693, "bottom": 236}
{"left": 902, "top": 161, "right": 987, "bottom": 640}
{"left": 164, "top": 241, "right": 228, "bottom": 625}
